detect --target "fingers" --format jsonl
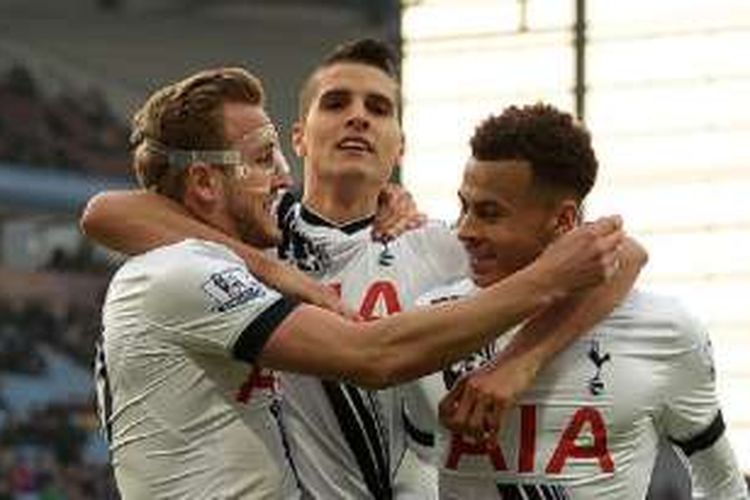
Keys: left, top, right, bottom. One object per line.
{"left": 327, "top": 296, "right": 361, "bottom": 321}
{"left": 465, "top": 393, "right": 500, "bottom": 441}
{"left": 439, "top": 374, "right": 512, "bottom": 441}
{"left": 439, "top": 378, "right": 467, "bottom": 430}
{"left": 587, "top": 215, "right": 622, "bottom": 237}
{"left": 542, "top": 215, "right": 629, "bottom": 291}
{"left": 486, "top": 399, "right": 508, "bottom": 438}
{"left": 314, "top": 287, "right": 361, "bottom": 321}
{"left": 372, "top": 185, "right": 425, "bottom": 241}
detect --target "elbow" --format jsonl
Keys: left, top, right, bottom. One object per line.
{"left": 79, "top": 192, "right": 107, "bottom": 238}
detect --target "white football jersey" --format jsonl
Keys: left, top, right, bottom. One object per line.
{"left": 96, "top": 239, "right": 300, "bottom": 500}
{"left": 414, "top": 279, "right": 748, "bottom": 500}
{"left": 277, "top": 204, "right": 468, "bottom": 499}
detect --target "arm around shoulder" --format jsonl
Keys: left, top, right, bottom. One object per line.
{"left": 80, "top": 189, "right": 193, "bottom": 255}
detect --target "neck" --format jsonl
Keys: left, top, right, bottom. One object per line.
{"left": 184, "top": 200, "right": 240, "bottom": 242}
{"left": 302, "top": 177, "right": 380, "bottom": 224}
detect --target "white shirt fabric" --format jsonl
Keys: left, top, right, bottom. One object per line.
{"left": 95, "top": 239, "right": 300, "bottom": 500}
{"left": 413, "top": 279, "right": 748, "bottom": 500}
{"left": 277, "top": 204, "right": 467, "bottom": 499}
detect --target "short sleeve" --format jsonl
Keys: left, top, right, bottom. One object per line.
{"left": 660, "top": 309, "right": 723, "bottom": 452}
{"left": 142, "top": 240, "right": 298, "bottom": 362}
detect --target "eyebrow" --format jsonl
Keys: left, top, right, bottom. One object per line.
{"left": 320, "top": 86, "right": 395, "bottom": 102}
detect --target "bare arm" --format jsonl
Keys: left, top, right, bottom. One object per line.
{"left": 439, "top": 237, "right": 646, "bottom": 436}
{"left": 259, "top": 217, "right": 625, "bottom": 389}
{"left": 80, "top": 190, "right": 355, "bottom": 317}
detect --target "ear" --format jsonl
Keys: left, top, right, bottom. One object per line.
{"left": 185, "top": 163, "right": 223, "bottom": 206}
{"left": 396, "top": 132, "right": 405, "bottom": 166}
{"left": 291, "top": 120, "right": 306, "bottom": 158}
{"left": 551, "top": 198, "right": 580, "bottom": 236}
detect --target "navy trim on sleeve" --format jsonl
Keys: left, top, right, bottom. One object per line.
{"left": 403, "top": 410, "right": 434, "bottom": 448}
{"left": 232, "top": 297, "right": 299, "bottom": 363}
{"left": 670, "top": 410, "right": 726, "bottom": 457}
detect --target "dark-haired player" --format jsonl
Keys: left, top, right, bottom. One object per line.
{"left": 416, "top": 103, "right": 747, "bottom": 499}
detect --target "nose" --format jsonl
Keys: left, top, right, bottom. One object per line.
{"left": 456, "top": 211, "right": 480, "bottom": 246}
{"left": 273, "top": 169, "right": 294, "bottom": 191}
{"left": 345, "top": 99, "right": 370, "bottom": 131}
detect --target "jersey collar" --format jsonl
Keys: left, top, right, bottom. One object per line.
{"left": 300, "top": 204, "right": 375, "bottom": 235}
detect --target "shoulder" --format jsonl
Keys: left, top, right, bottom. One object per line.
{"left": 130, "top": 239, "right": 245, "bottom": 278}
{"left": 402, "top": 219, "right": 455, "bottom": 242}
{"left": 606, "top": 289, "right": 708, "bottom": 353}
{"left": 395, "top": 220, "right": 465, "bottom": 265}
{"left": 116, "top": 239, "right": 265, "bottom": 308}
{"left": 416, "top": 278, "right": 475, "bottom": 307}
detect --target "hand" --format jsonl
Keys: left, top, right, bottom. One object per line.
{"left": 247, "top": 254, "right": 361, "bottom": 321}
{"left": 310, "top": 282, "right": 362, "bottom": 322}
{"left": 438, "top": 350, "right": 542, "bottom": 439}
{"left": 533, "top": 215, "right": 624, "bottom": 296}
{"left": 372, "top": 183, "right": 427, "bottom": 241}
{"left": 283, "top": 271, "right": 361, "bottom": 321}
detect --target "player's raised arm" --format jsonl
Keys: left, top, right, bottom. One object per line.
{"left": 81, "top": 189, "right": 357, "bottom": 319}
{"left": 440, "top": 236, "right": 646, "bottom": 437}
{"left": 259, "top": 216, "right": 624, "bottom": 388}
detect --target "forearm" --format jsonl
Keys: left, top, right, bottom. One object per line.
{"left": 82, "top": 191, "right": 272, "bottom": 286}
{"left": 81, "top": 190, "right": 342, "bottom": 309}
{"left": 265, "top": 263, "right": 557, "bottom": 388}
{"left": 263, "top": 217, "right": 626, "bottom": 386}
{"left": 81, "top": 190, "right": 217, "bottom": 254}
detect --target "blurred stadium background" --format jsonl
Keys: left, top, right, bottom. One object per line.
{"left": 0, "top": 0, "right": 746, "bottom": 498}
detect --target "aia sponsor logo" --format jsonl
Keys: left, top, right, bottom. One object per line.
{"left": 445, "top": 404, "right": 614, "bottom": 475}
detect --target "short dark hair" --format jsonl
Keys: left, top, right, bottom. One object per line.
{"left": 470, "top": 103, "right": 598, "bottom": 200}
{"left": 298, "top": 38, "right": 399, "bottom": 118}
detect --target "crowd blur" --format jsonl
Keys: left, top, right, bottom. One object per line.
{"left": 0, "top": 63, "right": 129, "bottom": 176}
{"left": 0, "top": 294, "right": 118, "bottom": 499}
{"left": 0, "top": 59, "right": 127, "bottom": 498}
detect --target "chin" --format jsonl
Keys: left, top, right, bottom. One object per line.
{"left": 238, "top": 219, "right": 282, "bottom": 249}
{"left": 471, "top": 268, "right": 512, "bottom": 288}
{"left": 471, "top": 271, "right": 494, "bottom": 289}
{"left": 251, "top": 228, "right": 282, "bottom": 249}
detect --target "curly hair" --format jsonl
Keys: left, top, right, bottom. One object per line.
{"left": 130, "top": 67, "right": 265, "bottom": 201}
{"left": 470, "top": 103, "right": 598, "bottom": 200}
{"left": 298, "top": 38, "right": 399, "bottom": 118}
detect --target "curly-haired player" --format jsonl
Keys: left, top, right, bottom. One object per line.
{"left": 416, "top": 103, "right": 748, "bottom": 499}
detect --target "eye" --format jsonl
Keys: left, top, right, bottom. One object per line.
{"left": 253, "top": 146, "right": 275, "bottom": 171}
{"left": 319, "top": 91, "right": 349, "bottom": 111}
{"left": 366, "top": 95, "right": 394, "bottom": 116}
{"left": 477, "top": 206, "right": 498, "bottom": 219}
